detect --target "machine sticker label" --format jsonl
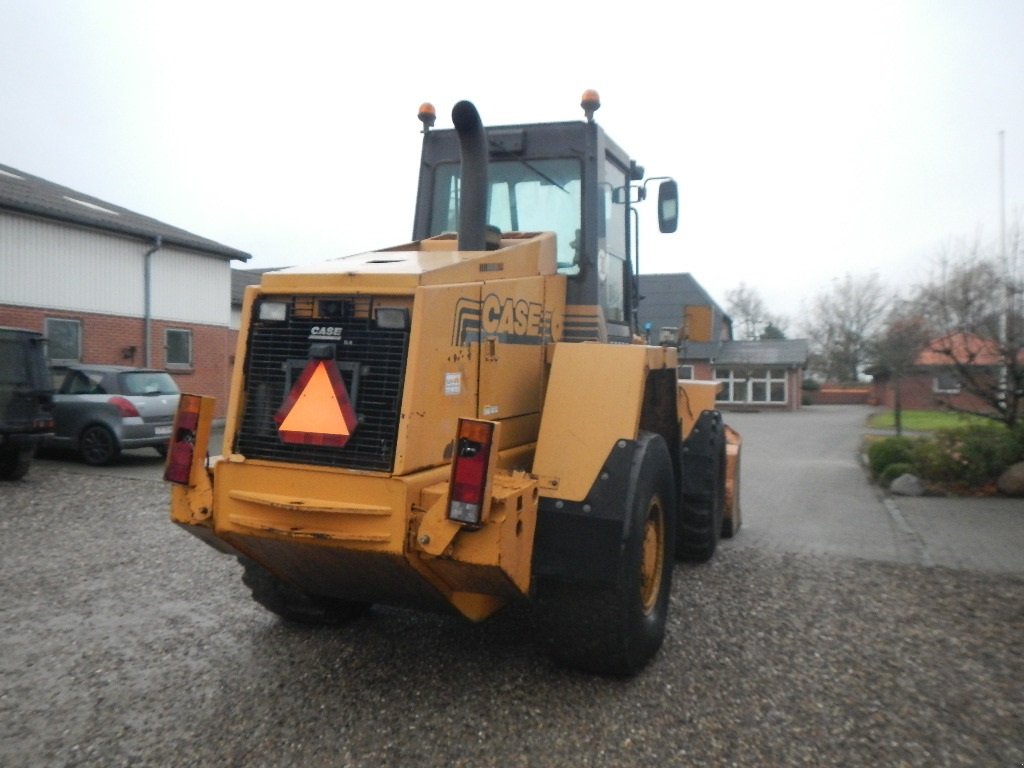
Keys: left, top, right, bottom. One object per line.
{"left": 451, "top": 293, "right": 551, "bottom": 346}
{"left": 444, "top": 372, "right": 462, "bottom": 396}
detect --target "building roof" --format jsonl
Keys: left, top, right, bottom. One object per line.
{"left": 713, "top": 339, "right": 810, "bottom": 367}
{"left": 231, "top": 268, "right": 281, "bottom": 305}
{"left": 638, "top": 273, "right": 730, "bottom": 338}
{"left": 916, "top": 331, "right": 1005, "bottom": 367}
{"left": 0, "top": 163, "right": 250, "bottom": 262}
{"left": 677, "top": 341, "right": 722, "bottom": 361}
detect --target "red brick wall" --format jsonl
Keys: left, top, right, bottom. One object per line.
{"left": 787, "top": 369, "right": 803, "bottom": 410}
{"left": 1, "top": 303, "right": 232, "bottom": 417}
{"left": 805, "top": 386, "right": 872, "bottom": 405}
{"left": 872, "top": 372, "right": 996, "bottom": 414}
{"left": 682, "top": 361, "right": 716, "bottom": 380}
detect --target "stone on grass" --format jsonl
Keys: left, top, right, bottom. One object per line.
{"left": 996, "top": 462, "right": 1024, "bottom": 497}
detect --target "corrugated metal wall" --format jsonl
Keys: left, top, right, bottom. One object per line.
{"left": 0, "top": 213, "right": 229, "bottom": 326}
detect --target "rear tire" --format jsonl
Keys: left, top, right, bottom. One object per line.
{"left": 79, "top": 425, "right": 120, "bottom": 466}
{"left": 239, "top": 556, "right": 371, "bottom": 626}
{"left": 0, "top": 445, "right": 33, "bottom": 481}
{"left": 539, "top": 432, "right": 676, "bottom": 676}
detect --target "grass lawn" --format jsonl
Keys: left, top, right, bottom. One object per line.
{"left": 867, "top": 409, "right": 998, "bottom": 431}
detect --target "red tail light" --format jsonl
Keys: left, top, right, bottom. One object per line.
{"left": 447, "top": 419, "right": 496, "bottom": 527}
{"left": 163, "top": 394, "right": 202, "bottom": 485}
{"left": 109, "top": 396, "right": 140, "bottom": 417}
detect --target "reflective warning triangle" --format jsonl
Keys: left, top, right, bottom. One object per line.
{"left": 274, "top": 359, "right": 358, "bottom": 447}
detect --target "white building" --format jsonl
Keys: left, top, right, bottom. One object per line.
{"left": 0, "top": 163, "right": 250, "bottom": 415}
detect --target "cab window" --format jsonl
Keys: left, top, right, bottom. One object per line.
{"left": 430, "top": 158, "right": 582, "bottom": 273}
{"left": 600, "top": 159, "right": 629, "bottom": 322}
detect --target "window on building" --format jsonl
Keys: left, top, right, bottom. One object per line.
{"left": 715, "top": 367, "right": 788, "bottom": 404}
{"left": 166, "top": 329, "right": 192, "bottom": 368}
{"left": 45, "top": 318, "right": 81, "bottom": 364}
{"left": 933, "top": 373, "right": 961, "bottom": 394}
{"left": 679, "top": 364, "right": 695, "bottom": 380}
{"left": 764, "top": 368, "right": 788, "bottom": 403}
{"left": 715, "top": 368, "right": 746, "bottom": 402}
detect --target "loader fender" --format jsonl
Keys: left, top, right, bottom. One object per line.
{"left": 531, "top": 436, "right": 645, "bottom": 587}
{"left": 530, "top": 342, "right": 678, "bottom": 587}
{"left": 532, "top": 342, "right": 677, "bottom": 500}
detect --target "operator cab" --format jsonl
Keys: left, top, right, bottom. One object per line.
{"left": 412, "top": 92, "right": 677, "bottom": 343}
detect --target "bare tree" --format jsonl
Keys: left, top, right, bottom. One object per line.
{"left": 725, "top": 282, "right": 788, "bottom": 340}
{"left": 868, "top": 303, "right": 931, "bottom": 435}
{"left": 803, "top": 273, "right": 889, "bottom": 383}
{"left": 912, "top": 227, "right": 1024, "bottom": 428}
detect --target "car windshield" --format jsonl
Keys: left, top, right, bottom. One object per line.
{"left": 121, "top": 372, "right": 179, "bottom": 396}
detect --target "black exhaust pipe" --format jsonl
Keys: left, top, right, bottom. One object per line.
{"left": 452, "top": 100, "right": 488, "bottom": 251}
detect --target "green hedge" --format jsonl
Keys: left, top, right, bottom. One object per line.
{"left": 867, "top": 436, "right": 916, "bottom": 479}
{"left": 868, "top": 424, "right": 1022, "bottom": 491}
{"left": 912, "top": 424, "right": 1020, "bottom": 487}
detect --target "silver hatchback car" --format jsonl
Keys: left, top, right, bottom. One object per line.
{"left": 49, "top": 364, "right": 181, "bottom": 465}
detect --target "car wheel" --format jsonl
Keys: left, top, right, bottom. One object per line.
{"left": 79, "top": 425, "right": 120, "bottom": 466}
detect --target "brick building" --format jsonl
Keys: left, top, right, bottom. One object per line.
{"left": 638, "top": 273, "right": 809, "bottom": 410}
{"left": 870, "top": 331, "right": 1020, "bottom": 414}
{"left": 0, "top": 163, "right": 250, "bottom": 416}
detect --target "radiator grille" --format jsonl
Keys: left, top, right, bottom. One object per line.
{"left": 234, "top": 296, "right": 408, "bottom": 472}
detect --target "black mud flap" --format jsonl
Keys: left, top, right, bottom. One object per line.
{"left": 530, "top": 438, "right": 640, "bottom": 588}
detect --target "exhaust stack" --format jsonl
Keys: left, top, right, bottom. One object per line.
{"left": 452, "top": 100, "right": 488, "bottom": 252}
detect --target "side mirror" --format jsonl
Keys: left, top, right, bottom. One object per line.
{"left": 657, "top": 180, "right": 679, "bottom": 234}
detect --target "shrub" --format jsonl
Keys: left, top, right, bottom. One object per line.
{"left": 1013, "top": 422, "right": 1024, "bottom": 461}
{"left": 878, "top": 462, "right": 914, "bottom": 488}
{"left": 911, "top": 424, "right": 1019, "bottom": 488}
{"left": 867, "top": 436, "right": 916, "bottom": 479}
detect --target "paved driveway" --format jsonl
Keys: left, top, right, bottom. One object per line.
{"left": 721, "top": 405, "right": 1024, "bottom": 574}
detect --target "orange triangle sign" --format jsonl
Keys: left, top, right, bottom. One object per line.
{"left": 274, "top": 360, "right": 358, "bottom": 447}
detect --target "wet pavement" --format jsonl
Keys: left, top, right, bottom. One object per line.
{"left": 721, "top": 405, "right": 1024, "bottom": 574}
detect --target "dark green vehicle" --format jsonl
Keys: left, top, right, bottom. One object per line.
{"left": 0, "top": 327, "right": 54, "bottom": 480}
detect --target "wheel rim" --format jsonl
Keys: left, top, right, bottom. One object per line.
{"left": 640, "top": 496, "right": 665, "bottom": 614}
{"left": 82, "top": 428, "right": 113, "bottom": 464}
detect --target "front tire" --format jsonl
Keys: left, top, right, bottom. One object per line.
{"left": 539, "top": 432, "right": 676, "bottom": 676}
{"left": 239, "top": 556, "right": 371, "bottom": 626}
{"left": 676, "top": 412, "right": 726, "bottom": 562}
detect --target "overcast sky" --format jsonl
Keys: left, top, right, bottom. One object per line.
{"left": 2, "top": 0, "right": 1022, "bottom": 329}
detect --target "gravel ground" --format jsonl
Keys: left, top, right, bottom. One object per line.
{"left": 1, "top": 467, "right": 1022, "bottom": 767}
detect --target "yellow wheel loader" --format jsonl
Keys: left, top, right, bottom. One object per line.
{"left": 166, "top": 94, "right": 741, "bottom": 676}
